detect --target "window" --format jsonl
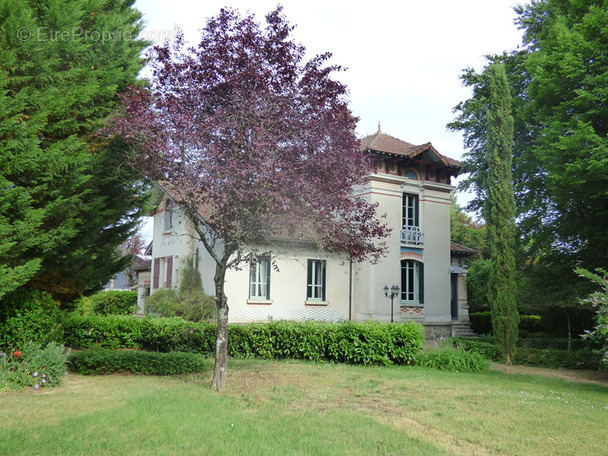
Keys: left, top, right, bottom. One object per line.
{"left": 307, "top": 259, "right": 326, "bottom": 301}
{"left": 402, "top": 193, "right": 419, "bottom": 228}
{"left": 249, "top": 257, "right": 270, "bottom": 300}
{"left": 164, "top": 201, "right": 174, "bottom": 231}
{"left": 152, "top": 256, "right": 173, "bottom": 289}
{"left": 401, "top": 260, "right": 423, "bottom": 303}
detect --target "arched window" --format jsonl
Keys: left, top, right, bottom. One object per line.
{"left": 401, "top": 259, "right": 424, "bottom": 303}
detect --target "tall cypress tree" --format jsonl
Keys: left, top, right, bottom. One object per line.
{"left": 485, "top": 63, "right": 519, "bottom": 364}
{"left": 0, "top": 0, "right": 149, "bottom": 302}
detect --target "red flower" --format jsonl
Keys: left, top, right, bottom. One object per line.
{"left": 13, "top": 351, "right": 21, "bottom": 358}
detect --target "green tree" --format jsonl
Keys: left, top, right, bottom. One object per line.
{"left": 450, "top": 0, "right": 608, "bottom": 327}
{"left": 575, "top": 267, "right": 608, "bottom": 372}
{"left": 450, "top": 196, "right": 486, "bottom": 254}
{"left": 0, "top": 0, "right": 149, "bottom": 302}
{"left": 485, "top": 63, "right": 519, "bottom": 364}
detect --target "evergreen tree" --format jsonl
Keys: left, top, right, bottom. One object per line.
{"left": 0, "top": 0, "right": 149, "bottom": 301}
{"left": 451, "top": 1, "right": 608, "bottom": 316}
{"left": 485, "top": 63, "right": 519, "bottom": 364}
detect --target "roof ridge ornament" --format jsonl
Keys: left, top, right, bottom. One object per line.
{"left": 377, "top": 121, "right": 382, "bottom": 134}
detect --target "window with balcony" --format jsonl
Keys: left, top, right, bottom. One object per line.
{"left": 402, "top": 193, "right": 423, "bottom": 244}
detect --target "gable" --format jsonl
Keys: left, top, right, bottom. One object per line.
{"left": 360, "top": 130, "right": 460, "bottom": 184}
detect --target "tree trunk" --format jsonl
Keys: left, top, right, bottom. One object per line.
{"left": 211, "top": 262, "right": 229, "bottom": 392}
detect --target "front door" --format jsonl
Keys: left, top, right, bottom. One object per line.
{"left": 450, "top": 274, "right": 459, "bottom": 321}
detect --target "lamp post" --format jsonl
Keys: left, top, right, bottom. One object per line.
{"left": 384, "top": 284, "right": 400, "bottom": 323}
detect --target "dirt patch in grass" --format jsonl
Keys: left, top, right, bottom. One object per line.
{"left": 491, "top": 363, "right": 608, "bottom": 387}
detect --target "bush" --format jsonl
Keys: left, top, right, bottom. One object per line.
{"left": 62, "top": 315, "right": 425, "bottom": 366}
{"left": 85, "top": 291, "right": 137, "bottom": 316}
{"left": 0, "top": 288, "right": 64, "bottom": 352}
{"left": 67, "top": 349, "right": 209, "bottom": 375}
{"left": 519, "top": 315, "right": 544, "bottom": 335}
{"left": 416, "top": 346, "right": 490, "bottom": 372}
{"left": 513, "top": 347, "right": 601, "bottom": 370}
{"left": 145, "top": 289, "right": 215, "bottom": 322}
{"left": 470, "top": 312, "right": 548, "bottom": 337}
{"left": 450, "top": 337, "right": 501, "bottom": 361}
{"left": 145, "top": 256, "right": 215, "bottom": 322}
{"left": 1, "top": 342, "right": 70, "bottom": 391}
{"left": 469, "top": 312, "right": 492, "bottom": 335}
{"left": 62, "top": 314, "right": 146, "bottom": 349}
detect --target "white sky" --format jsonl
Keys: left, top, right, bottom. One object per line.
{"left": 133, "top": 0, "right": 525, "bottom": 239}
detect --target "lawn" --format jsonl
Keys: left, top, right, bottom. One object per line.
{"left": 1, "top": 360, "right": 606, "bottom": 455}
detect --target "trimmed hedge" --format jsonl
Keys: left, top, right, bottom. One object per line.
{"left": 470, "top": 312, "right": 547, "bottom": 336}
{"left": 61, "top": 316, "right": 425, "bottom": 366}
{"left": 67, "top": 350, "right": 209, "bottom": 375}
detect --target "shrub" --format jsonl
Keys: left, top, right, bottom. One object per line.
{"left": 0, "top": 288, "right": 63, "bottom": 352}
{"left": 450, "top": 337, "right": 501, "bottom": 361}
{"left": 86, "top": 291, "right": 137, "bottom": 316}
{"left": 61, "top": 315, "right": 425, "bottom": 366}
{"left": 1, "top": 342, "right": 70, "bottom": 391}
{"left": 576, "top": 267, "right": 608, "bottom": 371}
{"left": 416, "top": 346, "right": 490, "bottom": 372}
{"left": 469, "top": 312, "right": 492, "bottom": 335}
{"left": 145, "top": 256, "right": 215, "bottom": 322}
{"left": 67, "top": 349, "right": 209, "bottom": 375}
{"left": 518, "top": 315, "right": 545, "bottom": 337}
{"left": 61, "top": 314, "right": 146, "bottom": 349}
{"left": 513, "top": 347, "right": 601, "bottom": 370}
{"left": 470, "top": 312, "right": 548, "bottom": 337}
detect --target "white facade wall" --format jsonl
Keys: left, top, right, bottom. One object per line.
{"left": 149, "top": 152, "right": 459, "bottom": 336}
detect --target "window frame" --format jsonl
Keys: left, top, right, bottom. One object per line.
{"left": 164, "top": 201, "right": 174, "bottom": 232}
{"left": 249, "top": 257, "right": 271, "bottom": 300}
{"left": 402, "top": 193, "right": 419, "bottom": 228}
{"left": 401, "top": 259, "right": 424, "bottom": 304}
{"left": 306, "top": 259, "right": 326, "bottom": 302}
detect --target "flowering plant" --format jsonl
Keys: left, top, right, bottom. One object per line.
{"left": 0, "top": 342, "right": 69, "bottom": 391}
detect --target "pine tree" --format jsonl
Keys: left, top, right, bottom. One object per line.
{"left": 0, "top": 0, "right": 149, "bottom": 301}
{"left": 485, "top": 63, "right": 519, "bottom": 364}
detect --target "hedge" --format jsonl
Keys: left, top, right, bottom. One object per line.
{"left": 67, "top": 350, "right": 209, "bottom": 375}
{"left": 450, "top": 337, "right": 602, "bottom": 369}
{"left": 470, "top": 312, "right": 546, "bottom": 336}
{"left": 61, "top": 315, "right": 425, "bottom": 366}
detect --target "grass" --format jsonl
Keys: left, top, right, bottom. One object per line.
{"left": 1, "top": 360, "right": 607, "bottom": 455}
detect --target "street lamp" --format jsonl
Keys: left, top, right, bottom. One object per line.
{"left": 384, "top": 284, "right": 400, "bottom": 323}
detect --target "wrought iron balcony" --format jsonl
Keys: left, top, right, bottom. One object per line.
{"left": 401, "top": 226, "right": 424, "bottom": 245}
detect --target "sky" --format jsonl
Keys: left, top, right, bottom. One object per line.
{"left": 133, "top": 0, "right": 526, "bottom": 240}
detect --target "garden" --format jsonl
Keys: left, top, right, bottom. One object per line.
{"left": 1, "top": 285, "right": 607, "bottom": 455}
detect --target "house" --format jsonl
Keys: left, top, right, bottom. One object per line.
{"left": 144, "top": 128, "right": 475, "bottom": 337}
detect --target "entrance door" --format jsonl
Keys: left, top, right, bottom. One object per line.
{"left": 450, "top": 274, "right": 459, "bottom": 321}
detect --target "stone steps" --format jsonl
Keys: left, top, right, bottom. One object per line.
{"left": 452, "top": 322, "right": 478, "bottom": 338}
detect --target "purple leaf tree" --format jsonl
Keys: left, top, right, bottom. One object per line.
{"left": 108, "top": 7, "right": 389, "bottom": 391}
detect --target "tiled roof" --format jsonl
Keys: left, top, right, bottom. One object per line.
{"left": 450, "top": 241, "right": 478, "bottom": 256}
{"left": 131, "top": 256, "right": 151, "bottom": 271}
{"left": 360, "top": 130, "right": 460, "bottom": 169}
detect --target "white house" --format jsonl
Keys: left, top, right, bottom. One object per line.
{"left": 143, "top": 129, "right": 475, "bottom": 337}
